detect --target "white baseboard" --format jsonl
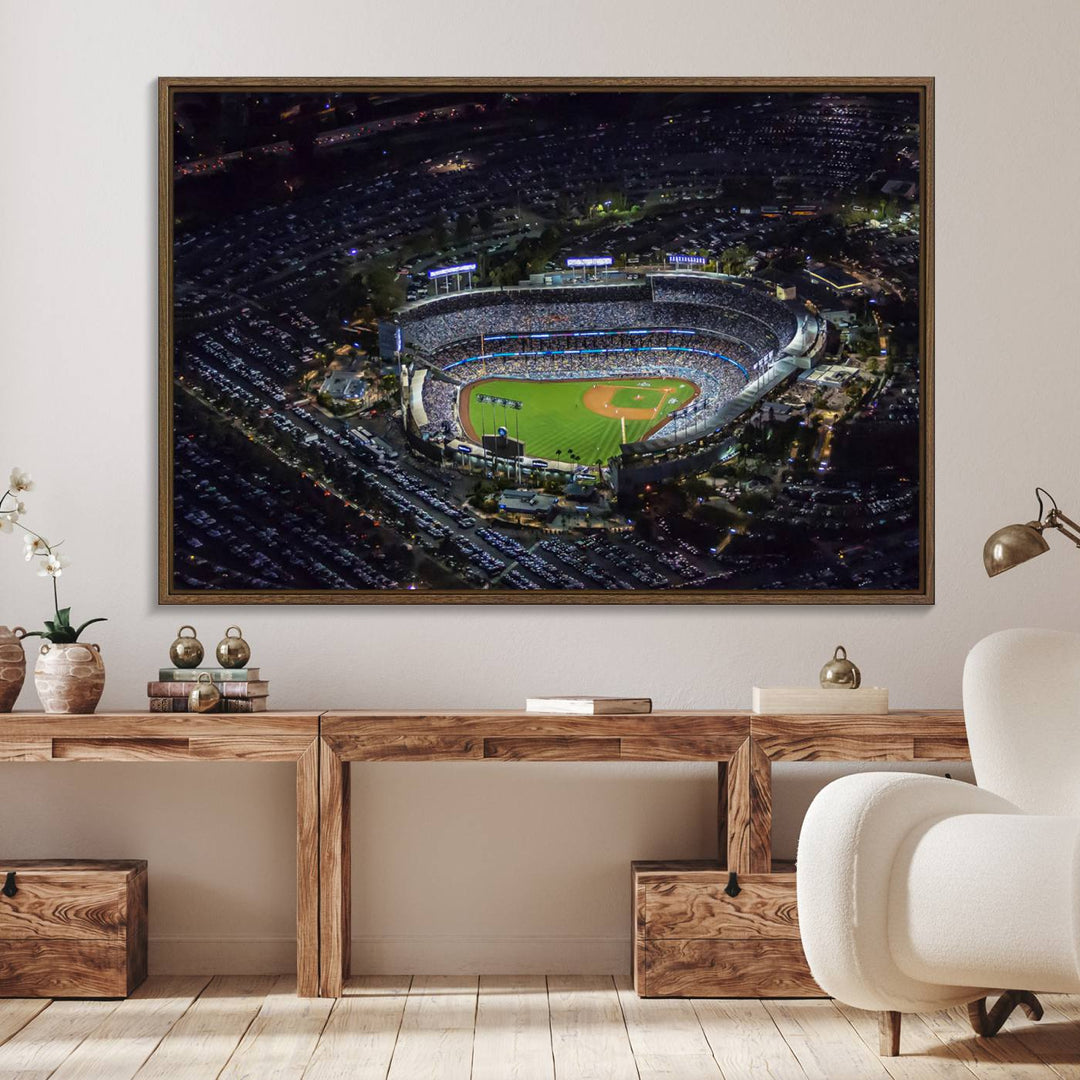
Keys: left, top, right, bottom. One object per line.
{"left": 149, "top": 935, "right": 630, "bottom": 975}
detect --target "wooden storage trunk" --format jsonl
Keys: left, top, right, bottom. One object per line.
{"left": 0, "top": 859, "right": 148, "bottom": 998}
{"left": 632, "top": 860, "right": 822, "bottom": 998}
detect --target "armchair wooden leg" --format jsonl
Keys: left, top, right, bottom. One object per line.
{"left": 879, "top": 1010, "right": 902, "bottom": 1056}
{"left": 968, "top": 991, "right": 1044, "bottom": 1038}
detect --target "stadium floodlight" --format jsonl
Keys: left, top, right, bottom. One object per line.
{"left": 566, "top": 256, "right": 613, "bottom": 268}
{"left": 667, "top": 253, "right": 707, "bottom": 266}
{"left": 428, "top": 262, "right": 478, "bottom": 279}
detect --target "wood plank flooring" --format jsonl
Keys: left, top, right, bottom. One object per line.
{"left": 2, "top": 976, "right": 1079, "bottom": 1080}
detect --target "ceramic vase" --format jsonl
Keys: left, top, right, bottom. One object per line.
{"left": 0, "top": 626, "right": 27, "bottom": 713}
{"left": 34, "top": 642, "right": 106, "bottom": 714}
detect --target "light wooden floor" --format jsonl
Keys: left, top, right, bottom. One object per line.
{"left": 2, "top": 975, "right": 1079, "bottom": 1080}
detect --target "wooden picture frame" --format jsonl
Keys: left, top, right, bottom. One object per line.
{"left": 160, "top": 77, "right": 933, "bottom": 604}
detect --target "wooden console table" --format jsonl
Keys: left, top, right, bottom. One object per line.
{"left": 318, "top": 708, "right": 969, "bottom": 998}
{"left": 2, "top": 708, "right": 971, "bottom": 999}
{"left": 0, "top": 712, "right": 321, "bottom": 997}
{"left": 319, "top": 710, "right": 749, "bottom": 996}
{"left": 738, "top": 709, "right": 970, "bottom": 874}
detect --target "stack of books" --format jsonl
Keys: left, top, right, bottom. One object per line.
{"left": 147, "top": 668, "right": 269, "bottom": 713}
{"left": 524, "top": 696, "right": 651, "bottom": 715}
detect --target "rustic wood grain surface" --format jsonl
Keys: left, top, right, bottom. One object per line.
{"left": 6, "top": 975, "right": 1080, "bottom": 1078}
{"left": 1, "top": 717, "right": 321, "bottom": 998}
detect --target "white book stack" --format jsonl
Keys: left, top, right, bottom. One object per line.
{"left": 751, "top": 687, "right": 888, "bottom": 714}
{"left": 525, "top": 696, "right": 652, "bottom": 716}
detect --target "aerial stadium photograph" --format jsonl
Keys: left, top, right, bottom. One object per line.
{"left": 159, "top": 78, "right": 932, "bottom": 603}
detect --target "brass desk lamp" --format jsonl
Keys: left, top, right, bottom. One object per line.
{"left": 984, "top": 488, "right": 1080, "bottom": 577}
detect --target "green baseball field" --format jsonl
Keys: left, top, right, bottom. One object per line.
{"left": 462, "top": 376, "right": 699, "bottom": 462}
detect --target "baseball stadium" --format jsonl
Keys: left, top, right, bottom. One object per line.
{"left": 400, "top": 273, "right": 822, "bottom": 475}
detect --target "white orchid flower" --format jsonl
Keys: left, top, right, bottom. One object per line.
{"left": 0, "top": 514, "right": 13, "bottom": 535}
{"left": 38, "top": 553, "right": 69, "bottom": 578}
{"left": 23, "top": 534, "right": 49, "bottom": 560}
{"left": 8, "top": 469, "right": 33, "bottom": 493}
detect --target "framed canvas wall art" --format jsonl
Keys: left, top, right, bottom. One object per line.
{"left": 159, "top": 77, "right": 933, "bottom": 604}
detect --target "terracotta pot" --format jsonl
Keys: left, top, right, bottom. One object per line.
{"left": 34, "top": 642, "right": 106, "bottom": 715}
{"left": 0, "top": 626, "right": 27, "bottom": 713}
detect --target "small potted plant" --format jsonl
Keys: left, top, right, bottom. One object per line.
{"left": 1, "top": 468, "right": 108, "bottom": 714}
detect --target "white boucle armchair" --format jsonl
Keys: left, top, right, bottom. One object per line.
{"left": 797, "top": 628, "right": 1080, "bottom": 1056}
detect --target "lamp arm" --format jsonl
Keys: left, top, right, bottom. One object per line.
{"left": 1047, "top": 509, "right": 1080, "bottom": 548}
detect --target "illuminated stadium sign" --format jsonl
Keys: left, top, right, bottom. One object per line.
{"left": 667, "top": 254, "right": 707, "bottom": 265}
{"left": 566, "top": 256, "right": 612, "bottom": 268}
{"left": 428, "top": 263, "right": 477, "bottom": 279}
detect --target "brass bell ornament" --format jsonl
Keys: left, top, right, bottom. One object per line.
{"left": 187, "top": 672, "right": 221, "bottom": 713}
{"left": 216, "top": 626, "right": 251, "bottom": 669}
{"left": 169, "top": 625, "right": 204, "bottom": 669}
{"left": 820, "top": 645, "right": 861, "bottom": 689}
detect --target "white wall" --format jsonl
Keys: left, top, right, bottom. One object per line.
{"left": 2, "top": 0, "right": 1078, "bottom": 974}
